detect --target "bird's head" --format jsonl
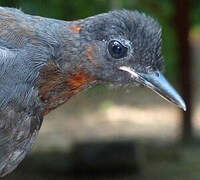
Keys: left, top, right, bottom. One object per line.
{"left": 74, "top": 10, "right": 186, "bottom": 110}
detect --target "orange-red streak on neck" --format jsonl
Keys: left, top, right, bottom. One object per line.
{"left": 39, "top": 65, "right": 96, "bottom": 115}
{"left": 70, "top": 25, "right": 82, "bottom": 33}
{"left": 68, "top": 70, "right": 96, "bottom": 91}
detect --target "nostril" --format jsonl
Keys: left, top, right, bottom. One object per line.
{"left": 154, "top": 71, "right": 159, "bottom": 77}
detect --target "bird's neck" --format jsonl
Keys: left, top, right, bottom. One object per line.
{"left": 37, "top": 20, "right": 97, "bottom": 115}
{"left": 38, "top": 60, "right": 96, "bottom": 115}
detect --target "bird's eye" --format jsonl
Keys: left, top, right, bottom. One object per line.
{"left": 108, "top": 40, "right": 128, "bottom": 59}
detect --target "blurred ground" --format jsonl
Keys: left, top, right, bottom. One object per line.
{"left": 4, "top": 34, "right": 200, "bottom": 180}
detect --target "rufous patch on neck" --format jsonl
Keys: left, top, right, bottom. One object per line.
{"left": 37, "top": 60, "right": 96, "bottom": 115}
{"left": 67, "top": 70, "right": 96, "bottom": 90}
{"left": 70, "top": 24, "right": 82, "bottom": 33}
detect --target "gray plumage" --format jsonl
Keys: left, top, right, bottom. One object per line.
{"left": 0, "top": 7, "right": 174, "bottom": 176}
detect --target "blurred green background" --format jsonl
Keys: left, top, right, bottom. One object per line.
{"left": 0, "top": 0, "right": 200, "bottom": 179}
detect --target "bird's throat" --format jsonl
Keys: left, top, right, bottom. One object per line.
{"left": 37, "top": 60, "right": 96, "bottom": 115}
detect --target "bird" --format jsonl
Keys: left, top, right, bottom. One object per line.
{"left": 0, "top": 7, "right": 186, "bottom": 176}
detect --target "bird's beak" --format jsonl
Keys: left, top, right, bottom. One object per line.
{"left": 119, "top": 66, "right": 186, "bottom": 111}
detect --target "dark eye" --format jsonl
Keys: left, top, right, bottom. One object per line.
{"left": 108, "top": 40, "right": 128, "bottom": 59}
